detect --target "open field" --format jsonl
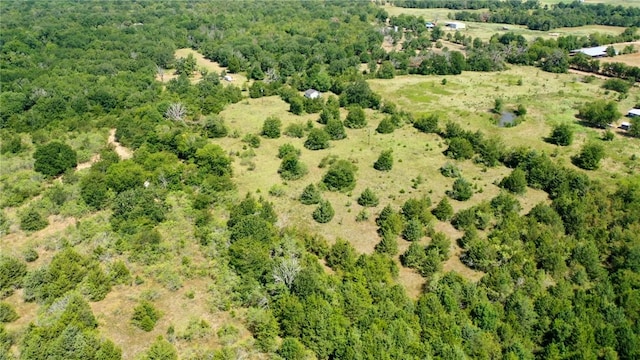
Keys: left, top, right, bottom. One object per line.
{"left": 601, "top": 48, "right": 640, "bottom": 67}
{"left": 383, "top": 4, "right": 627, "bottom": 41}
{"left": 368, "top": 67, "right": 640, "bottom": 183}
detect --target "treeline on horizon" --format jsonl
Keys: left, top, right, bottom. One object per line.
{"left": 395, "top": 0, "right": 640, "bottom": 30}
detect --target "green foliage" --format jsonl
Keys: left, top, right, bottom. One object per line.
{"left": 440, "top": 162, "right": 462, "bottom": 178}
{"left": 196, "top": 143, "right": 233, "bottom": 177}
{"left": 325, "top": 118, "right": 347, "bottom": 140}
{"left": 373, "top": 149, "right": 393, "bottom": 171}
{"left": 0, "top": 132, "right": 24, "bottom": 155}
{"left": 300, "top": 184, "right": 322, "bottom": 205}
{"left": 131, "top": 301, "right": 162, "bottom": 332}
{"left": 500, "top": 168, "right": 528, "bottom": 194}
{"left": 242, "top": 133, "right": 261, "bottom": 148}
{"left": 80, "top": 171, "right": 110, "bottom": 210}
{"left": 376, "top": 61, "right": 395, "bottom": 79}
{"left": 602, "top": 78, "right": 631, "bottom": 93}
{"left": 344, "top": 105, "right": 367, "bottom": 129}
{"left": 402, "top": 197, "right": 432, "bottom": 225}
{"left": 322, "top": 160, "right": 357, "bottom": 192}
{"left": 33, "top": 142, "right": 78, "bottom": 177}
{"left": 340, "top": 79, "right": 380, "bottom": 109}
{"left": 278, "top": 143, "right": 301, "bottom": 159}
{"left": 326, "top": 239, "right": 356, "bottom": 271}
{"left": 376, "top": 117, "right": 396, "bottom": 134}
{"left": 547, "top": 123, "right": 574, "bottom": 146}
{"left": 278, "top": 154, "right": 308, "bottom": 180}
{"left": 432, "top": 197, "right": 454, "bottom": 221}
{"left": 573, "top": 142, "right": 605, "bottom": 170}
{"left": 413, "top": 114, "right": 439, "bottom": 133}
{"left": 515, "top": 103, "right": 527, "bottom": 116}
{"left": 0, "top": 255, "right": 27, "bottom": 298}
{"left": 375, "top": 232, "right": 399, "bottom": 256}
{"left": 448, "top": 177, "right": 474, "bottom": 201}
{"left": 202, "top": 116, "right": 228, "bottom": 138}
{"left": 289, "top": 96, "right": 305, "bottom": 115}
{"left": 357, "top": 188, "right": 379, "bottom": 207}
{"left": 313, "top": 200, "right": 335, "bottom": 224}
{"left": 262, "top": 116, "right": 282, "bottom": 138}
{"left": 402, "top": 218, "right": 424, "bottom": 242}
{"left": 19, "top": 208, "right": 49, "bottom": 232}
{"left": 284, "top": 122, "right": 307, "bottom": 138}
{"left": 106, "top": 160, "right": 147, "bottom": 193}
{"left": 145, "top": 336, "right": 178, "bottom": 360}
{"left": 278, "top": 337, "right": 307, "bottom": 360}
{"left": 629, "top": 117, "right": 640, "bottom": 138}
{"left": 493, "top": 98, "right": 503, "bottom": 114}
{"left": 247, "top": 307, "right": 279, "bottom": 352}
{"left": 577, "top": 100, "right": 621, "bottom": 128}
{"left": 445, "top": 137, "right": 474, "bottom": 160}
{"left": 110, "top": 188, "right": 167, "bottom": 235}
{"left": 304, "top": 128, "right": 330, "bottom": 150}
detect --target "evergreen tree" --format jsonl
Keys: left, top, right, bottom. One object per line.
{"left": 304, "top": 128, "right": 330, "bottom": 150}
{"left": 300, "top": 184, "right": 321, "bottom": 205}
{"left": 500, "top": 168, "right": 528, "bottom": 194}
{"left": 432, "top": 197, "right": 454, "bottom": 221}
{"left": 33, "top": 142, "right": 78, "bottom": 177}
{"left": 573, "top": 142, "right": 605, "bottom": 170}
{"left": 357, "top": 188, "right": 379, "bottom": 207}
{"left": 313, "top": 200, "right": 335, "bottom": 223}
{"left": 448, "top": 178, "right": 474, "bottom": 201}
{"left": 262, "top": 116, "right": 282, "bottom": 138}
{"left": 376, "top": 117, "right": 396, "bottom": 134}
{"left": 373, "top": 150, "right": 393, "bottom": 171}
{"left": 547, "top": 124, "right": 573, "bottom": 146}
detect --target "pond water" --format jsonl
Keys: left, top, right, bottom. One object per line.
{"left": 498, "top": 111, "right": 517, "bottom": 127}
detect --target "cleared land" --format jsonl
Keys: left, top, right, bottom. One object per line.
{"left": 156, "top": 48, "right": 248, "bottom": 85}
{"left": 383, "top": 4, "right": 627, "bottom": 41}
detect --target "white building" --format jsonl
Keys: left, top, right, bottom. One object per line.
{"left": 445, "top": 21, "right": 465, "bottom": 30}
{"left": 304, "top": 89, "right": 320, "bottom": 99}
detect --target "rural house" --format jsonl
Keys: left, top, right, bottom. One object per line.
{"left": 627, "top": 108, "right": 640, "bottom": 117}
{"left": 304, "top": 89, "right": 321, "bottom": 99}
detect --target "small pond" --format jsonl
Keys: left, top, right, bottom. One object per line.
{"left": 498, "top": 111, "right": 517, "bottom": 127}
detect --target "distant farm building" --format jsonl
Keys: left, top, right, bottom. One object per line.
{"left": 304, "top": 89, "right": 321, "bottom": 99}
{"left": 223, "top": 75, "right": 233, "bottom": 82}
{"left": 627, "top": 108, "right": 640, "bottom": 117}
{"left": 445, "top": 21, "right": 465, "bottom": 30}
{"left": 425, "top": 22, "right": 435, "bottom": 29}
{"left": 620, "top": 122, "right": 632, "bottom": 131}
{"left": 570, "top": 46, "right": 609, "bottom": 58}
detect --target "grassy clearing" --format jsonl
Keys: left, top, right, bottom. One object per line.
{"left": 157, "top": 48, "right": 249, "bottom": 86}
{"left": 368, "top": 66, "right": 640, "bottom": 184}
{"left": 601, "top": 48, "right": 640, "bottom": 67}
{"left": 382, "top": 4, "right": 627, "bottom": 41}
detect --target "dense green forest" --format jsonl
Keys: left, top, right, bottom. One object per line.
{"left": 1, "top": 1, "right": 640, "bottom": 359}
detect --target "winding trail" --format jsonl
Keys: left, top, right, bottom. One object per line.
{"left": 76, "top": 128, "right": 132, "bottom": 170}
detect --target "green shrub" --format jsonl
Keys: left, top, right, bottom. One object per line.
{"left": 402, "top": 218, "right": 424, "bottom": 242}
{"left": 313, "top": 200, "right": 335, "bottom": 223}
{"left": 284, "top": 123, "right": 306, "bottom": 138}
{"left": 325, "top": 118, "right": 347, "bottom": 140}
{"left": 322, "top": 160, "right": 357, "bottom": 192}
{"left": 0, "top": 302, "right": 18, "bottom": 323}
{"left": 376, "top": 117, "right": 396, "bottom": 134}
{"left": 300, "top": 184, "right": 321, "bottom": 205}
{"left": 432, "top": 197, "right": 454, "bottom": 221}
{"left": 278, "top": 154, "right": 308, "bottom": 180}
{"left": 447, "top": 178, "right": 473, "bottom": 201}
{"left": 278, "top": 144, "right": 301, "bottom": 159}
{"left": 373, "top": 150, "right": 393, "bottom": 171}
{"left": 413, "top": 114, "right": 439, "bottom": 133}
{"left": 344, "top": 105, "right": 367, "bottom": 129}
{"left": 573, "top": 142, "right": 605, "bottom": 170}
{"left": 131, "top": 300, "right": 162, "bottom": 331}
{"left": 33, "top": 141, "right": 78, "bottom": 177}
{"left": 357, "top": 188, "right": 379, "bottom": 207}
{"left": 440, "top": 162, "right": 461, "bottom": 178}
{"left": 499, "top": 168, "right": 528, "bottom": 195}
{"left": 19, "top": 208, "right": 48, "bottom": 232}
{"left": 262, "top": 116, "right": 282, "bottom": 138}
{"left": 23, "top": 248, "right": 39, "bottom": 263}
{"left": 547, "top": 124, "right": 573, "bottom": 146}
{"left": 242, "top": 133, "right": 261, "bottom": 148}
{"left": 444, "top": 137, "right": 474, "bottom": 160}
{"left": 304, "top": 128, "right": 330, "bottom": 150}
